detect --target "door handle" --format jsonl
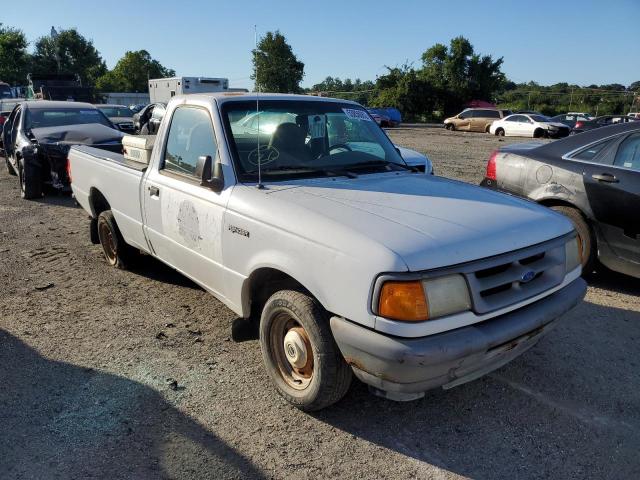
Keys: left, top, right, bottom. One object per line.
{"left": 148, "top": 185, "right": 160, "bottom": 196}
{"left": 591, "top": 173, "right": 619, "bottom": 183}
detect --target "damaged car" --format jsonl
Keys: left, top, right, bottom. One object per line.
{"left": 481, "top": 122, "right": 640, "bottom": 278}
{"left": 2, "top": 101, "right": 124, "bottom": 199}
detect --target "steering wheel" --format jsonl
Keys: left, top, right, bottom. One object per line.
{"left": 329, "top": 143, "right": 353, "bottom": 153}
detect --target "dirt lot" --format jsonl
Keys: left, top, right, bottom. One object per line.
{"left": 1, "top": 128, "right": 639, "bottom": 479}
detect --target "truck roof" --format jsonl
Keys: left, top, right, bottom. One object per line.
{"left": 178, "top": 92, "right": 360, "bottom": 106}
{"left": 19, "top": 100, "right": 97, "bottom": 110}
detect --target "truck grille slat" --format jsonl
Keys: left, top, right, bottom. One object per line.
{"left": 453, "top": 237, "right": 568, "bottom": 315}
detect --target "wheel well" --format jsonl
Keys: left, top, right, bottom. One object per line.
{"left": 537, "top": 198, "right": 592, "bottom": 224}
{"left": 245, "top": 268, "right": 308, "bottom": 320}
{"left": 89, "top": 188, "right": 111, "bottom": 219}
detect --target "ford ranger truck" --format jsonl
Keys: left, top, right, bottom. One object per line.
{"left": 68, "top": 93, "right": 587, "bottom": 411}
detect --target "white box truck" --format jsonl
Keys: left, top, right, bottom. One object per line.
{"left": 148, "top": 77, "right": 229, "bottom": 103}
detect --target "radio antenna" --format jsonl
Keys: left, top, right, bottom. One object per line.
{"left": 254, "top": 25, "right": 264, "bottom": 189}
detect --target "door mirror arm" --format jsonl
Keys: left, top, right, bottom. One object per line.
{"left": 196, "top": 155, "right": 224, "bottom": 193}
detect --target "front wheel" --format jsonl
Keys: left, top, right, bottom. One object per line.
{"left": 259, "top": 290, "right": 352, "bottom": 411}
{"left": 496, "top": 128, "right": 505, "bottom": 137}
{"left": 445, "top": 123, "right": 455, "bottom": 131}
{"left": 6, "top": 157, "right": 16, "bottom": 176}
{"left": 551, "top": 206, "right": 596, "bottom": 276}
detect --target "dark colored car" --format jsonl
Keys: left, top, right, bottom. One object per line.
{"left": 2, "top": 101, "right": 124, "bottom": 199}
{"left": 549, "top": 113, "right": 591, "bottom": 129}
{"left": 571, "top": 115, "right": 638, "bottom": 135}
{"left": 480, "top": 122, "right": 640, "bottom": 278}
{"left": 95, "top": 104, "right": 136, "bottom": 134}
{"left": 133, "top": 102, "right": 166, "bottom": 134}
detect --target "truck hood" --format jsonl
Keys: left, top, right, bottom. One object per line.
{"left": 31, "top": 123, "right": 124, "bottom": 146}
{"left": 260, "top": 173, "right": 573, "bottom": 271}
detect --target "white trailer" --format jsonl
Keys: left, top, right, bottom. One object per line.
{"left": 148, "top": 77, "right": 229, "bottom": 103}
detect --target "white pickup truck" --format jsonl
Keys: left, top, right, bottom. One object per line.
{"left": 69, "top": 93, "right": 586, "bottom": 411}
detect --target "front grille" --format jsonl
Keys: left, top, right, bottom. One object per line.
{"left": 458, "top": 236, "right": 567, "bottom": 314}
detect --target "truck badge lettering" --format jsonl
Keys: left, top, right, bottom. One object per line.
{"left": 228, "top": 225, "right": 250, "bottom": 238}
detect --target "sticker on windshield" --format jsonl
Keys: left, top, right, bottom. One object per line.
{"left": 308, "top": 114, "right": 326, "bottom": 138}
{"left": 342, "top": 108, "right": 372, "bottom": 121}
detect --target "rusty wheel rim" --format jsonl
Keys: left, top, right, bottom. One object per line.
{"left": 99, "top": 222, "right": 117, "bottom": 265}
{"left": 269, "top": 312, "right": 314, "bottom": 391}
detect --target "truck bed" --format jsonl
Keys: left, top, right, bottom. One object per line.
{"left": 69, "top": 145, "right": 149, "bottom": 252}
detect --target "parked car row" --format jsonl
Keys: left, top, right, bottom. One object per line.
{"left": 445, "top": 107, "right": 638, "bottom": 138}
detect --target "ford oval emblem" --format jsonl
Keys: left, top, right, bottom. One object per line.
{"left": 521, "top": 270, "right": 536, "bottom": 283}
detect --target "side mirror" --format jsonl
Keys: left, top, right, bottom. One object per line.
{"left": 196, "top": 155, "right": 224, "bottom": 193}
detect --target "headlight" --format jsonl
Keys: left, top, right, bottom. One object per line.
{"left": 565, "top": 236, "right": 582, "bottom": 273}
{"left": 377, "top": 274, "right": 471, "bottom": 322}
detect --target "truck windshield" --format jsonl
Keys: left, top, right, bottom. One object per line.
{"left": 222, "top": 100, "right": 407, "bottom": 182}
{"left": 24, "top": 108, "right": 113, "bottom": 129}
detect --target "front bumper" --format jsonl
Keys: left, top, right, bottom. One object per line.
{"left": 330, "top": 277, "right": 586, "bottom": 400}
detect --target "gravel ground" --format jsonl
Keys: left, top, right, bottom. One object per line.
{"left": 1, "top": 128, "right": 639, "bottom": 479}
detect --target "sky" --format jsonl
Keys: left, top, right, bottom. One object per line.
{"left": 3, "top": 0, "right": 639, "bottom": 90}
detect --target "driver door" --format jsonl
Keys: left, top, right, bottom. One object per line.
{"left": 142, "top": 105, "right": 234, "bottom": 299}
{"left": 581, "top": 132, "right": 640, "bottom": 267}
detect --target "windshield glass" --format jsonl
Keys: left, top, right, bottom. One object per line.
{"left": 98, "top": 106, "right": 134, "bottom": 118}
{"left": 0, "top": 84, "right": 12, "bottom": 98}
{"left": 530, "top": 114, "right": 550, "bottom": 122}
{"left": 25, "top": 108, "right": 113, "bottom": 129}
{"left": 222, "top": 100, "right": 406, "bottom": 182}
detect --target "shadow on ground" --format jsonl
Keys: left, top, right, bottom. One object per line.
{"left": 0, "top": 329, "right": 265, "bottom": 479}
{"left": 315, "top": 300, "right": 640, "bottom": 479}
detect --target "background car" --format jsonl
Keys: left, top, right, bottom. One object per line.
{"left": 572, "top": 115, "right": 638, "bottom": 135}
{"left": 2, "top": 101, "right": 123, "bottom": 199}
{"left": 489, "top": 113, "right": 570, "bottom": 138}
{"left": 550, "top": 113, "right": 591, "bottom": 129}
{"left": 481, "top": 122, "right": 640, "bottom": 278}
{"left": 133, "top": 102, "right": 166, "bottom": 134}
{"left": 95, "top": 104, "right": 136, "bottom": 133}
{"left": 444, "top": 108, "right": 512, "bottom": 133}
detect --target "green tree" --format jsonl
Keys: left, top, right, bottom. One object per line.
{"left": 369, "top": 64, "right": 436, "bottom": 121}
{"left": 0, "top": 24, "right": 30, "bottom": 85}
{"left": 252, "top": 31, "right": 304, "bottom": 93}
{"left": 420, "top": 36, "right": 505, "bottom": 115}
{"left": 31, "top": 29, "right": 107, "bottom": 86}
{"left": 96, "top": 50, "right": 175, "bottom": 92}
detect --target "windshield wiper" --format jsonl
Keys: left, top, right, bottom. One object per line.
{"left": 344, "top": 160, "right": 419, "bottom": 173}
{"left": 258, "top": 165, "right": 358, "bottom": 179}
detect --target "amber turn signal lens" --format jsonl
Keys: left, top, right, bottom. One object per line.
{"left": 378, "top": 281, "right": 429, "bottom": 321}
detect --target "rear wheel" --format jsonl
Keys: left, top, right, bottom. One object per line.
{"left": 259, "top": 290, "right": 352, "bottom": 411}
{"left": 551, "top": 206, "right": 596, "bottom": 276}
{"left": 18, "top": 157, "right": 42, "bottom": 199}
{"left": 496, "top": 128, "right": 505, "bottom": 137}
{"left": 97, "top": 210, "right": 136, "bottom": 269}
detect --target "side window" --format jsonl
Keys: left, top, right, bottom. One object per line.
{"left": 506, "top": 115, "right": 520, "bottom": 122}
{"left": 613, "top": 134, "right": 640, "bottom": 171}
{"left": 459, "top": 111, "right": 470, "bottom": 119}
{"left": 163, "top": 107, "right": 217, "bottom": 177}
{"left": 572, "top": 138, "right": 615, "bottom": 162}
{"left": 486, "top": 110, "right": 501, "bottom": 119}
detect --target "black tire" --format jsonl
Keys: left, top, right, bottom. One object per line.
{"left": 96, "top": 210, "right": 136, "bottom": 269}
{"left": 6, "top": 157, "right": 16, "bottom": 176}
{"left": 259, "top": 289, "right": 352, "bottom": 411}
{"left": 534, "top": 128, "right": 547, "bottom": 139}
{"left": 445, "top": 123, "right": 455, "bottom": 131}
{"left": 551, "top": 206, "right": 596, "bottom": 276}
{"left": 485, "top": 125, "right": 491, "bottom": 133}
{"left": 18, "top": 157, "right": 42, "bottom": 199}
{"left": 496, "top": 128, "right": 505, "bottom": 137}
